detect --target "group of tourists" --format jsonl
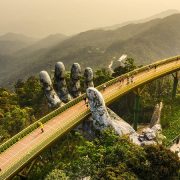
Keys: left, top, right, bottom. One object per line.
{"left": 148, "top": 64, "right": 158, "bottom": 71}
{"left": 118, "top": 75, "right": 134, "bottom": 86}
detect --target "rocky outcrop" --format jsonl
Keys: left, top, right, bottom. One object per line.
{"left": 54, "top": 62, "right": 72, "bottom": 103}
{"left": 170, "top": 140, "right": 180, "bottom": 159}
{"left": 84, "top": 67, "right": 94, "bottom": 90}
{"left": 130, "top": 124, "right": 165, "bottom": 146}
{"left": 39, "top": 71, "right": 62, "bottom": 108}
{"left": 134, "top": 101, "right": 165, "bottom": 146}
{"left": 70, "top": 63, "right": 81, "bottom": 98}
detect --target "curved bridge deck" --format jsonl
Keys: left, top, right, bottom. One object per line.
{"left": 0, "top": 56, "right": 180, "bottom": 179}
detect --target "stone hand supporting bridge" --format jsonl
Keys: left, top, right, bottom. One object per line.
{"left": 0, "top": 56, "right": 180, "bottom": 180}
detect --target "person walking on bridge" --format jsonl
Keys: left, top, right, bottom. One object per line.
{"left": 154, "top": 64, "right": 157, "bottom": 71}
{"left": 121, "top": 78, "right": 124, "bottom": 85}
{"left": 103, "top": 84, "right": 107, "bottom": 91}
{"left": 84, "top": 96, "right": 87, "bottom": 104}
{"left": 38, "top": 122, "right": 44, "bottom": 133}
{"left": 126, "top": 77, "right": 130, "bottom": 85}
{"left": 131, "top": 76, "right": 134, "bottom": 83}
{"left": 119, "top": 78, "right": 124, "bottom": 86}
{"left": 84, "top": 96, "right": 89, "bottom": 108}
{"left": 148, "top": 65, "right": 151, "bottom": 71}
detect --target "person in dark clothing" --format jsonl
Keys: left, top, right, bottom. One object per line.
{"left": 122, "top": 78, "right": 124, "bottom": 85}
{"left": 84, "top": 97, "right": 87, "bottom": 104}
{"left": 126, "top": 77, "right": 129, "bottom": 85}
{"left": 131, "top": 76, "right": 134, "bottom": 83}
{"left": 154, "top": 65, "right": 157, "bottom": 71}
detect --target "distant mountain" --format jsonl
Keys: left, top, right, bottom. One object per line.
{"left": 0, "top": 32, "right": 37, "bottom": 43}
{"left": 102, "top": 9, "right": 180, "bottom": 30}
{"left": 0, "top": 33, "right": 38, "bottom": 55}
{"left": 15, "top": 33, "right": 68, "bottom": 56}
{"left": 1, "top": 13, "right": 180, "bottom": 87}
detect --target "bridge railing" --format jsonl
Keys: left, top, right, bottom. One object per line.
{"left": 0, "top": 55, "right": 179, "bottom": 154}
{"left": 97, "top": 55, "right": 179, "bottom": 91}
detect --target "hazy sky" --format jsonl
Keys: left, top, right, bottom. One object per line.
{"left": 0, "top": 0, "right": 180, "bottom": 38}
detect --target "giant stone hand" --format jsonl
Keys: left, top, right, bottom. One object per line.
{"left": 84, "top": 67, "right": 94, "bottom": 90}
{"left": 70, "top": 63, "right": 81, "bottom": 98}
{"left": 54, "top": 62, "right": 72, "bottom": 103}
{"left": 39, "top": 71, "right": 62, "bottom": 108}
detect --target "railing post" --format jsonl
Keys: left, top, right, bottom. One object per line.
{"left": 172, "top": 72, "right": 179, "bottom": 100}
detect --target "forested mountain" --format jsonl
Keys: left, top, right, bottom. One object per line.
{"left": 1, "top": 13, "right": 180, "bottom": 87}
{"left": 106, "top": 14, "right": 180, "bottom": 64}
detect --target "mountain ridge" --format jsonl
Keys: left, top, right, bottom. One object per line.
{"left": 101, "top": 9, "right": 180, "bottom": 30}
{"left": 1, "top": 13, "right": 180, "bottom": 87}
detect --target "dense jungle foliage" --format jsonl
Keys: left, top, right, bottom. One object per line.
{"left": 28, "top": 129, "right": 180, "bottom": 180}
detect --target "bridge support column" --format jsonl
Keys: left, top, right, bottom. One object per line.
{"left": 18, "top": 158, "right": 38, "bottom": 179}
{"left": 172, "top": 72, "right": 179, "bottom": 100}
{"left": 133, "top": 87, "right": 145, "bottom": 131}
{"left": 133, "top": 94, "right": 140, "bottom": 131}
{"left": 50, "top": 147, "right": 53, "bottom": 159}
